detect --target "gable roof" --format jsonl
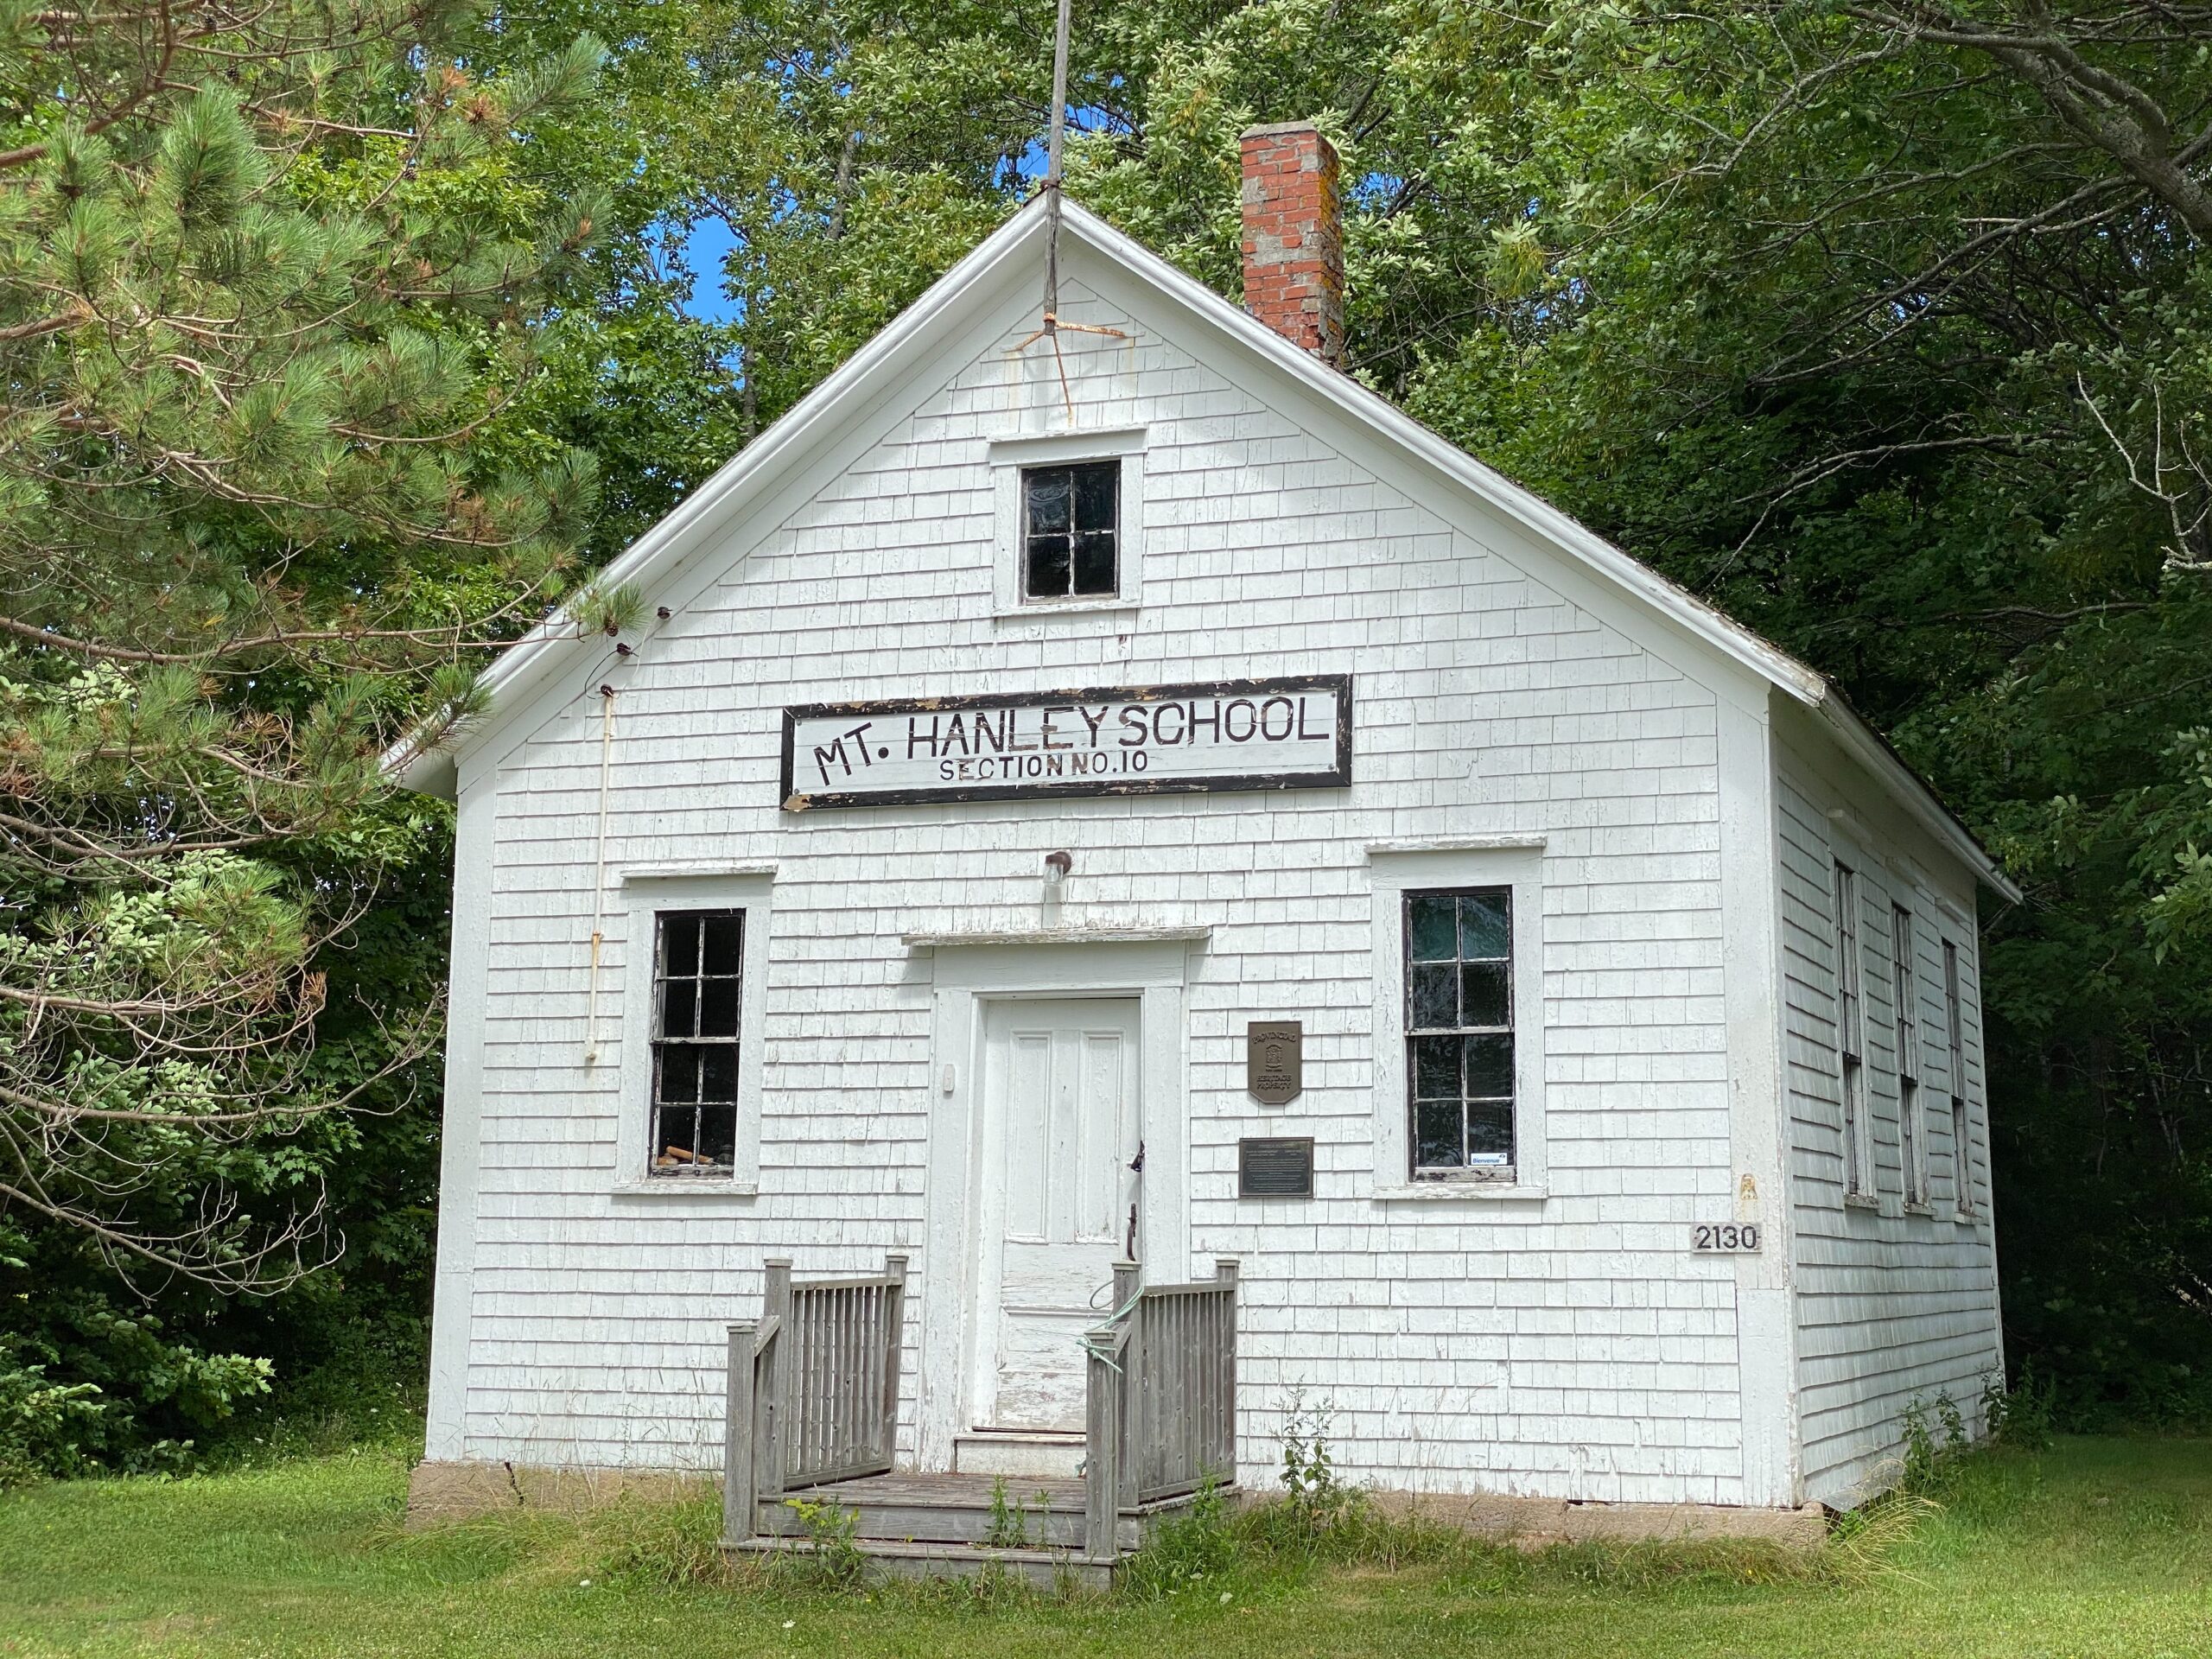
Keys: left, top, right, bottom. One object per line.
{"left": 389, "top": 194, "right": 2017, "bottom": 901}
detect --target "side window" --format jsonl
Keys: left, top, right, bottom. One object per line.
{"left": 1893, "top": 903, "right": 1926, "bottom": 1206}
{"left": 1944, "top": 938, "right": 1974, "bottom": 1214}
{"left": 1833, "top": 861, "right": 1870, "bottom": 1197}
{"left": 1405, "top": 887, "right": 1516, "bottom": 1179}
{"left": 651, "top": 909, "right": 744, "bottom": 1177}
{"left": 1021, "top": 461, "right": 1120, "bottom": 601}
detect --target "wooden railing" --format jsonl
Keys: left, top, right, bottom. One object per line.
{"left": 1084, "top": 1258, "right": 1239, "bottom": 1559}
{"left": 723, "top": 1253, "right": 906, "bottom": 1543}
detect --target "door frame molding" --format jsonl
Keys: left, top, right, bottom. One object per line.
{"left": 913, "top": 938, "right": 1196, "bottom": 1472}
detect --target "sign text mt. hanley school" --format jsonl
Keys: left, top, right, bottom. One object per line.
{"left": 780, "top": 675, "right": 1352, "bottom": 809}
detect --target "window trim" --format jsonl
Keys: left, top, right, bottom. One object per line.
{"left": 1942, "top": 937, "right": 1976, "bottom": 1217}
{"left": 1891, "top": 901, "right": 1929, "bottom": 1209}
{"left": 1368, "top": 843, "right": 1547, "bottom": 1202}
{"left": 613, "top": 871, "right": 772, "bottom": 1197}
{"left": 1832, "top": 859, "right": 1873, "bottom": 1200}
{"left": 987, "top": 428, "right": 1147, "bottom": 618}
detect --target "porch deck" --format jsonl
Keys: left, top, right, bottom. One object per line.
{"left": 719, "top": 1256, "right": 1239, "bottom": 1586}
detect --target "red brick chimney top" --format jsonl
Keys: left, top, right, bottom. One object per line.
{"left": 1239, "top": 122, "right": 1345, "bottom": 365}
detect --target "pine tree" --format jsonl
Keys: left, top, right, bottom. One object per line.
{"left": 0, "top": 0, "right": 604, "bottom": 1299}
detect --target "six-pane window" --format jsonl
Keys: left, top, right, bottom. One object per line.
{"left": 1021, "top": 461, "right": 1120, "bottom": 600}
{"left": 1405, "top": 888, "right": 1516, "bottom": 1177}
{"left": 651, "top": 910, "right": 743, "bottom": 1176}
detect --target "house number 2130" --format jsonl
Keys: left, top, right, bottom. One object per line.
{"left": 1690, "top": 1223, "right": 1761, "bottom": 1253}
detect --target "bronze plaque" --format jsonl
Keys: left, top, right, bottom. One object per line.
{"left": 1248, "top": 1020, "right": 1303, "bottom": 1105}
{"left": 1238, "top": 1136, "right": 1314, "bottom": 1198}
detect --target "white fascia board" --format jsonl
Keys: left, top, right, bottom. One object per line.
{"left": 1056, "top": 203, "right": 1828, "bottom": 709}
{"left": 1053, "top": 207, "right": 2015, "bottom": 899}
{"left": 1807, "top": 691, "right": 2022, "bottom": 904}
{"left": 380, "top": 197, "right": 1060, "bottom": 799}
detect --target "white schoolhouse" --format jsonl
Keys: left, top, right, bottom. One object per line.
{"left": 397, "top": 124, "right": 2013, "bottom": 1550}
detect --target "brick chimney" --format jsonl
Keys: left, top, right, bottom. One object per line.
{"left": 1239, "top": 122, "right": 1345, "bottom": 365}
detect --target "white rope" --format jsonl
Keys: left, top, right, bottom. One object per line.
{"left": 582, "top": 686, "right": 615, "bottom": 1065}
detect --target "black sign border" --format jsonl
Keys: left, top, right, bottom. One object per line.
{"left": 781, "top": 673, "right": 1353, "bottom": 810}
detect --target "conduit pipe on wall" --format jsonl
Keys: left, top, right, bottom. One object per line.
{"left": 582, "top": 683, "right": 616, "bottom": 1065}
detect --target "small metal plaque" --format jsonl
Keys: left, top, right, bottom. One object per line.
{"left": 1689, "top": 1222, "right": 1763, "bottom": 1253}
{"left": 1238, "top": 1136, "right": 1314, "bottom": 1198}
{"left": 1247, "top": 1020, "right": 1303, "bottom": 1105}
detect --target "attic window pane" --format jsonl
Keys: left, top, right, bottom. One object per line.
{"left": 1022, "top": 461, "right": 1119, "bottom": 599}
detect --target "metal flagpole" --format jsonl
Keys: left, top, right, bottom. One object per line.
{"left": 1041, "top": 0, "right": 1071, "bottom": 329}
{"left": 1016, "top": 0, "right": 1122, "bottom": 412}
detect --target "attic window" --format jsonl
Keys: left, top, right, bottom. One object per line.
{"left": 1022, "top": 461, "right": 1120, "bottom": 600}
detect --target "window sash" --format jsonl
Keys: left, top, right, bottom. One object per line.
{"left": 1942, "top": 939, "right": 1964, "bottom": 1077}
{"left": 1404, "top": 887, "right": 1516, "bottom": 1176}
{"left": 1020, "top": 461, "right": 1120, "bottom": 599}
{"left": 650, "top": 909, "right": 743, "bottom": 1178}
{"left": 1834, "top": 862, "right": 1868, "bottom": 1195}
{"left": 1891, "top": 904, "right": 1918, "bottom": 1083}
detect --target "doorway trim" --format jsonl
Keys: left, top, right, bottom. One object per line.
{"left": 912, "top": 936, "right": 1197, "bottom": 1472}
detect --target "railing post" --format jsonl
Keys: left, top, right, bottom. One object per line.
{"left": 1084, "top": 1335, "right": 1122, "bottom": 1560}
{"left": 880, "top": 1253, "right": 908, "bottom": 1468}
{"left": 1215, "top": 1258, "right": 1240, "bottom": 1482}
{"left": 1112, "top": 1260, "right": 1141, "bottom": 1517}
{"left": 760, "top": 1258, "right": 791, "bottom": 1498}
{"left": 723, "top": 1320, "right": 757, "bottom": 1542}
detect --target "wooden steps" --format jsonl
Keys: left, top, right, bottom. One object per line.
{"left": 725, "top": 1534, "right": 1113, "bottom": 1591}
{"left": 725, "top": 1470, "right": 1230, "bottom": 1586}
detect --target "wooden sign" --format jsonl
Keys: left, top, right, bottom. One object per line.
{"left": 781, "top": 675, "right": 1352, "bottom": 810}
{"left": 1247, "top": 1020, "right": 1303, "bottom": 1105}
{"left": 1238, "top": 1137, "right": 1314, "bottom": 1198}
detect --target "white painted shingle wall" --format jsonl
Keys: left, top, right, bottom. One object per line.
{"left": 1776, "top": 735, "right": 2004, "bottom": 1504}
{"left": 446, "top": 272, "right": 1776, "bottom": 1505}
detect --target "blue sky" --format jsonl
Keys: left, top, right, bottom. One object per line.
{"left": 671, "top": 110, "right": 1104, "bottom": 325}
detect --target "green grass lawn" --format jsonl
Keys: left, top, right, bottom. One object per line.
{"left": 0, "top": 1435, "right": 2207, "bottom": 1658}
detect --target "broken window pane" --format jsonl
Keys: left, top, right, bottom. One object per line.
{"left": 1020, "top": 461, "right": 1119, "bottom": 600}
{"left": 1460, "top": 961, "right": 1510, "bottom": 1027}
{"left": 651, "top": 909, "right": 745, "bottom": 1178}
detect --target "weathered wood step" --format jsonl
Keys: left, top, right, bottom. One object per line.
{"left": 725, "top": 1535, "right": 1113, "bottom": 1591}
{"left": 757, "top": 1472, "right": 1089, "bottom": 1548}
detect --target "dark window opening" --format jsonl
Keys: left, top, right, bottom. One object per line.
{"left": 1022, "top": 461, "right": 1120, "bottom": 600}
{"left": 652, "top": 910, "right": 742, "bottom": 1176}
{"left": 1405, "top": 887, "right": 1515, "bottom": 1176}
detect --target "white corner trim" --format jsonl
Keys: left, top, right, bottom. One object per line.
{"left": 1367, "top": 835, "right": 1548, "bottom": 857}
{"left": 619, "top": 861, "right": 779, "bottom": 884}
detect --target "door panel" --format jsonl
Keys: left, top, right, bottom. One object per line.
{"left": 974, "top": 998, "right": 1141, "bottom": 1433}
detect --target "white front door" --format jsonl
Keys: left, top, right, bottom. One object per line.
{"left": 971, "top": 997, "right": 1142, "bottom": 1433}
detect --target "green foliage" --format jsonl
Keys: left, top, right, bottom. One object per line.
{"left": 781, "top": 1495, "right": 867, "bottom": 1587}
{"left": 0, "top": 0, "right": 607, "bottom": 1458}
{"left": 1118, "top": 1475, "right": 1236, "bottom": 1600}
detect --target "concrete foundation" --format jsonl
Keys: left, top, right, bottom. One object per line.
{"left": 407, "top": 1458, "right": 1827, "bottom": 1549}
